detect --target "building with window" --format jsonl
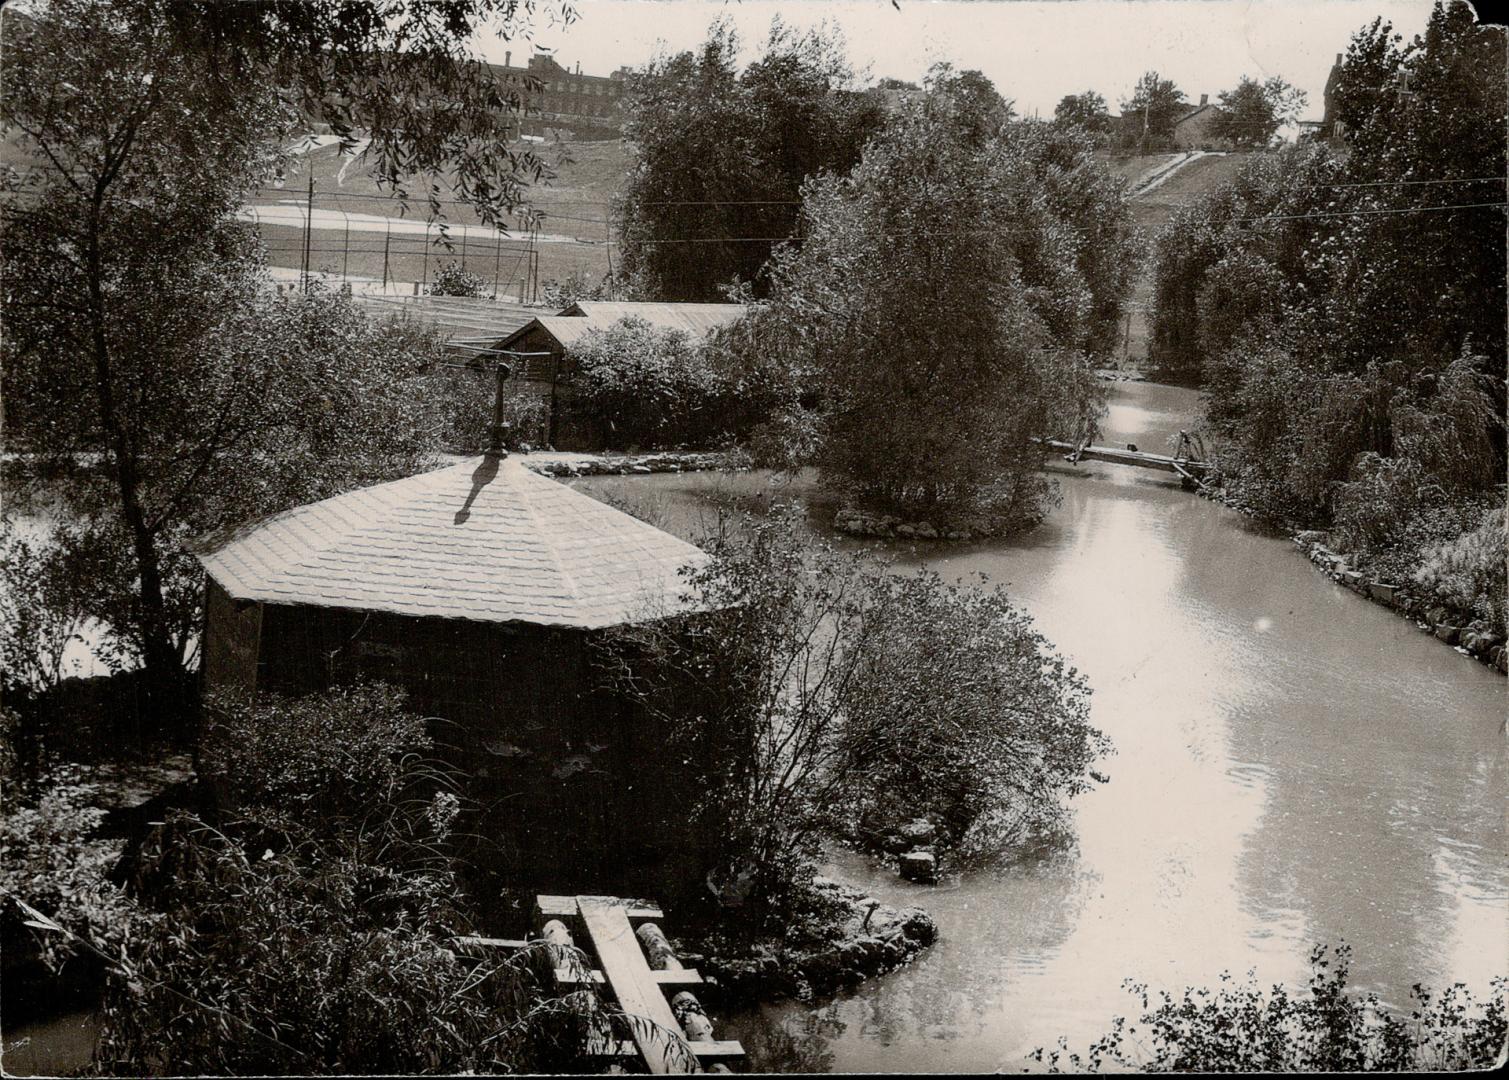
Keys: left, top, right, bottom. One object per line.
{"left": 491, "top": 49, "right": 632, "bottom": 140}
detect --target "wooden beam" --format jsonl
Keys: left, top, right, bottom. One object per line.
{"left": 452, "top": 935, "right": 529, "bottom": 950}
{"left": 1040, "top": 438, "right": 1211, "bottom": 475}
{"left": 555, "top": 966, "right": 607, "bottom": 984}
{"left": 587, "top": 1040, "right": 745, "bottom": 1062}
{"left": 556, "top": 967, "right": 705, "bottom": 988}
{"left": 536, "top": 894, "right": 665, "bottom": 923}
{"left": 577, "top": 897, "right": 689, "bottom": 1074}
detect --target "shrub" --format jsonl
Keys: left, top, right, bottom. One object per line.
{"left": 427, "top": 260, "right": 488, "bottom": 298}
{"left": 0, "top": 764, "right": 138, "bottom": 976}
{"left": 600, "top": 509, "right": 1108, "bottom": 914}
{"left": 1034, "top": 944, "right": 1507, "bottom": 1072}
{"left": 427, "top": 363, "right": 550, "bottom": 450}
{"left": 1415, "top": 506, "right": 1507, "bottom": 633}
{"left": 94, "top": 685, "right": 619, "bottom": 1075}
{"left": 565, "top": 316, "right": 729, "bottom": 450}
{"left": 97, "top": 810, "right": 608, "bottom": 1075}
{"left": 837, "top": 571, "right": 1104, "bottom": 858}
{"left": 198, "top": 683, "right": 432, "bottom": 832}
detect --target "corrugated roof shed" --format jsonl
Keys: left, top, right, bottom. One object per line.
{"left": 197, "top": 456, "right": 709, "bottom": 630}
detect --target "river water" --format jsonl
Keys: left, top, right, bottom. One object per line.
{"left": 575, "top": 380, "right": 1507, "bottom": 1073}
{"left": 6, "top": 381, "right": 1502, "bottom": 1074}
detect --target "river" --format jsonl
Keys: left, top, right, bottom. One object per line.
{"left": 572, "top": 380, "right": 1507, "bottom": 1073}
{"left": 5, "top": 381, "right": 1502, "bottom": 1075}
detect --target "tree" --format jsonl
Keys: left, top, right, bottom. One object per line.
{"left": 2, "top": 2, "right": 457, "bottom": 709}
{"left": 600, "top": 510, "right": 1107, "bottom": 908}
{"left": 1054, "top": 90, "right": 1113, "bottom": 137}
{"left": 616, "top": 18, "right": 886, "bottom": 302}
{"left": 1210, "top": 75, "right": 1308, "bottom": 148}
{"left": 1146, "top": 2, "right": 1505, "bottom": 594}
{"left": 1120, "top": 71, "right": 1187, "bottom": 150}
{"left": 760, "top": 102, "right": 1127, "bottom": 532}
{"left": 925, "top": 62, "right": 1016, "bottom": 145}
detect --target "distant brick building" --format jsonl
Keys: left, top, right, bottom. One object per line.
{"left": 1321, "top": 53, "right": 1348, "bottom": 143}
{"left": 1171, "top": 94, "right": 1226, "bottom": 149}
{"left": 491, "top": 49, "right": 631, "bottom": 140}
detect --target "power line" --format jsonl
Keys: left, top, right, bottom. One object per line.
{"left": 590, "top": 201, "right": 1507, "bottom": 244}
{"left": 1235, "top": 200, "right": 1508, "bottom": 224}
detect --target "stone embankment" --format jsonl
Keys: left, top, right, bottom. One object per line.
{"left": 684, "top": 878, "right": 936, "bottom": 1002}
{"left": 1190, "top": 480, "right": 1504, "bottom": 674}
{"left": 833, "top": 507, "right": 975, "bottom": 542}
{"left": 521, "top": 450, "right": 738, "bottom": 479}
{"left": 1291, "top": 531, "right": 1507, "bottom": 674}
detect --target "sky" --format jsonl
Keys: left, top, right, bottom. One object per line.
{"left": 474, "top": 0, "right": 1443, "bottom": 121}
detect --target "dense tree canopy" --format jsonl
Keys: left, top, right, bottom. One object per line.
{"left": 1147, "top": 1, "right": 1505, "bottom": 616}
{"left": 1119, "top": 71, "right": 1187, "bottom": 150}
{"left": 756, "top": 98, "right": 1134, "bottom": 531}
{"left": 1209, "top": 75, "right": 1308, "bottom": 148}
{"left": 1054, "top": 90, "right": 1113, "bottom": 138}
{"left": 924, "top": 62, "right": 1016, "bottom": 146}
{"left": 615, "top": 19, "right": 886, "bottom": 301}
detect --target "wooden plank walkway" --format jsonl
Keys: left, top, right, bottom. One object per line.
{"left": 1040, "top": 438, "right": 1212, "bottom": 476}
{"left": 577, "top": 897, "right": 693, "bottom": 1074}
{"left": 538, "top": 894, "right": 744, "bottom": 1073}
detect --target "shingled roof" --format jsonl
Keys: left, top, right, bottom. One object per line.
{"left": 493, "top": 301, "right": 748, "bottom": 355}
{"left": 196, "top": 456, "right": 710, "bottom": 629}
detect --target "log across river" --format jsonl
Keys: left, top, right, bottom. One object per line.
{"left": 572, "top": 380, "right": 1507, "bottom": 1074}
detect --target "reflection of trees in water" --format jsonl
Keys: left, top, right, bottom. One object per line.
{"left": 730, "top": 849, "right": 1093, "bottom": 1069}
{"left": 722, "top": 1003, "right": 841, "bottom": 1074}
{"left": 851, "top": 854, "right": 1088, "bottom": 1045}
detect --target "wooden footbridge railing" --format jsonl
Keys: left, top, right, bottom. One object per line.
{"left": 535, "top": 894, "right": 745, "bottom": 1074}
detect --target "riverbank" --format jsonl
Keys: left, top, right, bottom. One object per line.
{"left": 1194, "top": 484, "right": 1506, "bottom": 675}
{"left": 679, "top": 876, "right": 937, "bottom": 1004}
{"left": 521, "top": 449, "right": 744, "bottom": 478}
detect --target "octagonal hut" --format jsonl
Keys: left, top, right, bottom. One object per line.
{"left": 195, "top": 451, "right": 723, "bottom": 900}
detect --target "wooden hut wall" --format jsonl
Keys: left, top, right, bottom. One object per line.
{"left": 201, "top": 579, "right": 262, "bottom": 693}
{"left": 248, "top": 602, "right": 719, "bottom": 902}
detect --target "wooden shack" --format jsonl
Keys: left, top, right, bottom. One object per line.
{"left": 196, "top": 452, "right": 727, "bottom": 903}
{"left": 490, "top": 301, "right": 748, "bottom": 448}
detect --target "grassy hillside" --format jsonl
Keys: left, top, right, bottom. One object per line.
{"left": 1106, "top": 150, "right": 1253, "bottom": 366}
{"left": 250, "top": 136, "right": 628, "bottom": 297}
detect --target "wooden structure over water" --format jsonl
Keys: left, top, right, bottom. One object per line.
{"left": 534, "top": 894, "right": 745, "bottom": 1073}
{"left": 1040, "top": 438, "right": 1213, "bottom": 488}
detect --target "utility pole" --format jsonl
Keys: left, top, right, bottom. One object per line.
{"left": 301, "top": 172, "right": 315, "bottom": 293}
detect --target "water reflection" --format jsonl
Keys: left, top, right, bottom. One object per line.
{"left": 574, "top": 381, "right": 1506, "bottom": 1073}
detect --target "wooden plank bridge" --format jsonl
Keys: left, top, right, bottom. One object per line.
{"left": 1038, "top": 438, "right": 1213, "bottom": 488}
{"left": 535, "top": 894, "right": 744, "bottom": 1074}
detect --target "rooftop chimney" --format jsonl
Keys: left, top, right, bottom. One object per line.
{"left": 1200, "top": 93, "right": 1208, "bottom": 106}
{"left": 488, "top": 361, "right": 514, "bottom": 457}
{"left": 506, "top": 50, "right": 511, "bottom": 66}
